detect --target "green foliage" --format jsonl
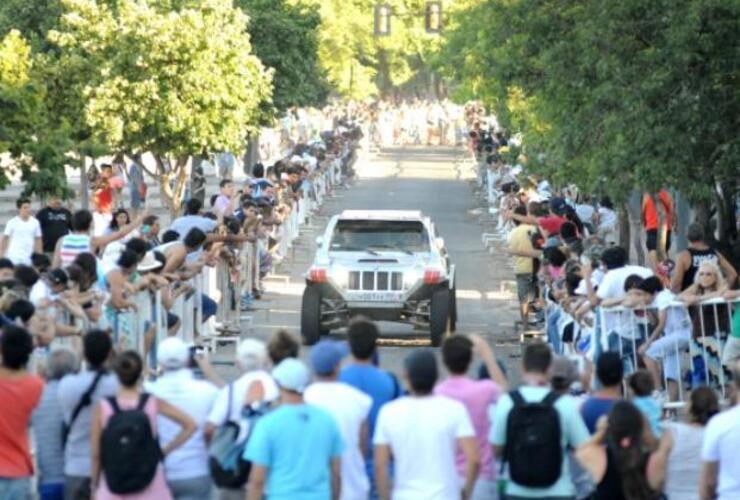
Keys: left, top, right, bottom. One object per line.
{"left": 49, "top": 0, "right": 273, "bottom": 212}
{"left": 0, "top": 30, "right": 73, "bottom": 199}
{"left": 439, "top": 0, "right": 740, "bottom": 207}
{"left": 237, "top": 0, "right": 329, "bottom": 112}
{"left": 297, "top": 0, "right": 446, "bottom": 99}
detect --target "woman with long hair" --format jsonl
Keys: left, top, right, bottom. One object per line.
{"left": 680, "top": 261, "right": 731, "bottom": 388}
{"left": 91, "top": 351, "right": 196, "bottom": 499}
{"left": 663, "top": 387, "right": 719, "bottom": 500}
{"left": 576, "top": 400, "right": 672, "bottom": 500}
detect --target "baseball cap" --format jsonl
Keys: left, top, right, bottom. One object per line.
{"left": 47, "top": 268, "right": 68, "bottom": 286}
{"left": 549, "top": 197, "right": 567, "bottom": 215}
{"left": 158, "top": 337, "right": 189, "bottom": 370}
{"left": 550, "top": 356, "right": 577, "bottom": 386}
{"left": 309, "top": 340, "right": 349, "bottom": 376}
{"left": 272, "top": 358, "right": 310, "bottom": 394}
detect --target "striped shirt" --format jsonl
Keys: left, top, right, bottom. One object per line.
{"left": 59, "top": 234, "right": 91, "bottom": 266}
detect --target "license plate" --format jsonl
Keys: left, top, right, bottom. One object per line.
{"left": 351, "top": 292, "right": 403, "bottom": 302}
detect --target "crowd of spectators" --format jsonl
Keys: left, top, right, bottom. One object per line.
{"left": 1, "top": 103, "right": 740, "bottom": 500}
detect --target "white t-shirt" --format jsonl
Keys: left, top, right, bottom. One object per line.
{"left": 598, "top": 265, "right": 653, "bottom": 337}
{"left": 305, "top": 381, "right": 372, "bottom": 500}
{"left": 701, "top": 405, "right": 740, "bottom": 500}
{"left": 3, "top": 216, "right": 41, "bottom": 265}
{"left": 207, "top": 370, "right": 279, "bottom": 425}
{"left": 145, "top": 369, "right": 218, "bottom": 480}
{"left": 575, "top": 204, "right": 595, "bottom": 224}
{"left": 653, "top": 289, "right": 692, "bottom": 335}
{"left": 30, "top": 280, "right": 52, "bottom": 306}
{"left": 597, "top": 207, "right": 617, "bottom": 229}
{"left": 374, "top": 395, "right": 474, "bottom": 500}
{"left": 664, "top": 421, "right": 705, "bottom": 500}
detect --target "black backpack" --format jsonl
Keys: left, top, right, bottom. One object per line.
{"left": 101, "top": 394, "right": 162, "bottom": 494}
{"left": 503, "top": 390, "right": 562, "bottom": 488}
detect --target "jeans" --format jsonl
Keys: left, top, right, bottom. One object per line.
{"left": 168, "top": 476, "right": 212, "bottom": 500}
{"left": 0, "top": 477, "right": 32, "bottom": 500}
{"left": 547, "top": 308, "right": 562, "bottom": 354}
{"left": 202, "top": 294, "right": 217, "bottom": 322}
{"left": 40, "top": 483, "right": 65, "bottom": 500}
{"left": 64, "top": 475, "right": 91, "bottom": 500}
{"left": 607, "top": 328, "right": 646, "bottom": 376}
{"left": 470, "top": 478, "right": 498, "bottom": 500}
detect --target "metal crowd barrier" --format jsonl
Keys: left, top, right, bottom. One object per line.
{"left": 547, "top": 297, "right": 739, "bottom": 405}
{"left": 101, "top": 148, "right": 346, "bottom": 369}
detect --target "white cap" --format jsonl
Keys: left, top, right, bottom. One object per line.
{"left": 236, "top": 338, "right": 267, "bottom": 372}
{"left": 158, "top": 337, "right": 189, "bottom": 370}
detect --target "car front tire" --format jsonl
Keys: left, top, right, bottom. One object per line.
{"left": 430, "top": 287, "right": 450, "bottom": 347}
{"left": 301, "top": 284, "right": 323, "bottom": 345}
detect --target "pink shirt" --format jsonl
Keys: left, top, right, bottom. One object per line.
{"left": 434, "top": 376, "right": 502, "bottom": 479}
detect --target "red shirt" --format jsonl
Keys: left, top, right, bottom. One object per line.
{"left": 538, "top": 215, "right": 566, "bottom": 236}
{"left": 0, "top": 373, "right": 44, "bottom": 477}
{"left": 94, "top": 177, "right": 114, "bottom": 214}
{"left": 642, "top": 191, "right": 674, "bottom": 230}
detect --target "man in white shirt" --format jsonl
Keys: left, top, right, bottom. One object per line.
{"left": 374, "top": 349, "right": 479, "bottom": 500}
{"left": 1, "top": 198, "right": 42, "bottom": 265}
{"left": 146, "top": 337, "right": 219, "bottom": 500}
{"left": 206, "top": 338, "right": 278, "bottom": 500}
{"left": 700, "top": 360, "right": 740, "bottom": 500}
{"left": 305, "top": 340, "right": 372, "bottom": 500}
{"left": 586, "top": 246, "right": 653, "bottom": 374}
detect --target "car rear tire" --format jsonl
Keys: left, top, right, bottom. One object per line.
{"left": 449, "top": 284, "right": 458, "bottom": 332}
{"left": 430, "top": 288, "right": 450, "bottom": 347}
{"left": 301, "top": 285, "right": 323, "bottom": 345}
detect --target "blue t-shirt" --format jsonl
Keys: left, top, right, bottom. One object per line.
{"left": 633, "top": 396, "right": 662, "bottom": 437}
{"left": 339, "top": 363, "right": 399, "bottom": 438}
{"left": 580, "top": 397, "right": 618, "bottom": 434}
{"left": 244, "top": 404, "right": 344, "bottom": 500}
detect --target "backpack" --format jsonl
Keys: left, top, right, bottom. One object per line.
{"left": 208, "top": 383, "right": 269, "bottom": 489}
{"left": 100, "top": 394, "right": 162, "bottom": 494}
{"left": 503, "top": 390, "right": 562, "bottom": 487}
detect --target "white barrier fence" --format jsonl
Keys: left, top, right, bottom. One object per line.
{"left": 547, "top": 297, "right": 739, "bottom": 405}
{"left": 95, "top": 150, "right": 349, "bottom": 371}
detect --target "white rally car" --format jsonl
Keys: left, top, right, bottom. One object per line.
{"left": 300, "top": 210, "right": 457, "bottom": 346}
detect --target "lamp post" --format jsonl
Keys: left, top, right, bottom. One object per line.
{"left": 373, "top": 1, "right": 444, "bottom": 36}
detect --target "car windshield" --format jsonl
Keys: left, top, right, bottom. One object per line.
{"left": 330, "top": 220, "right": 429, "bottom": 253}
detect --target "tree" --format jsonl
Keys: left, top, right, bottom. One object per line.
{"left": 0, "top": 30, "right": 72, "bottom": 199}
{"left": 237, "top": 0, "right": 329, "bottom": 112}
{"left": 439, "top": 0, "right": 739, "bottom": 248}
{"left": 50, "top": 0, "right": 273, "bottom": 214}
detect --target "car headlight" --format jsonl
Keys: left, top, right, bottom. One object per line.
{"left": 403, "top": 269, "right": 422, "bottom": 289}
{"left": 328, "top": 267, "right": 349, "bottom": 288}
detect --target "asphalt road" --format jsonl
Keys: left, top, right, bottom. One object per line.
{"left": 214, "top": 145, "right": 523, "bottom": 380}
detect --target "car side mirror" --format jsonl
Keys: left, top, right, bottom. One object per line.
{"left": 435, "top": 237, "right": 445, "bottom": 249}
{"left": 316, "top": 236, "right": 324, "bottom": 247}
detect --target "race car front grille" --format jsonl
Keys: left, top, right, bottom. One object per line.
{"left": 348, "top": 271, "right": 403, "bottom": 291}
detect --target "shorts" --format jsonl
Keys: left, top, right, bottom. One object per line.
{"left": 166, "top": 312, "right": 180, "bottom": 329}
{"left": 516, "top": 273, "right": 536, "bottom": 304}
{"left": 646, "top": 229, "right": 672, "bottom": 252}
{"left": 645, "top": 331, "right": 690, "bottom": 380}
{"left": 722, "top": 336, "right": 740, "bottom": 367}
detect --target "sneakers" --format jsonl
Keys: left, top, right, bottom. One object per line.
{"left": 240, "top": 293, "right": 255, "bottom": 311}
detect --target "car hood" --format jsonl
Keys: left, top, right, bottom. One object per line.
{"left": 325, "top": 251, "right": 432, "bottom": 268}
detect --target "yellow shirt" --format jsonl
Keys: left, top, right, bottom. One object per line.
{"left": 508, "top": 224, "right": 536, "bottom": 274}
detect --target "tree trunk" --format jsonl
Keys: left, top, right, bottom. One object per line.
{"left": 244, "top": 135, "right": 259, "bottom": 175}
{"left": 618, "top": 203, "right": 630, "bottom": 252}
{"left": 79, "top": 153, "right": 89, "bottom": 210}
{"left": 626, "top": 192, "right": 645, "bottom": 265}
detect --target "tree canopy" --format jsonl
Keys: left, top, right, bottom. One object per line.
{"left": 439, "top": 0, "right": 739, "bottom": 223}
{"left": 238, "top": 0, "right": 330, "bottom": 112}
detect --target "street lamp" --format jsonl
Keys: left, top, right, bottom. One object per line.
{"left": 374, "top": 4, "right": 392, "bottom": 36}
{"left": 373, "top": 2, "right": 443, "bottom": 36}
{"left": 425, "top": 1, "right": 442, "bottom": 33}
